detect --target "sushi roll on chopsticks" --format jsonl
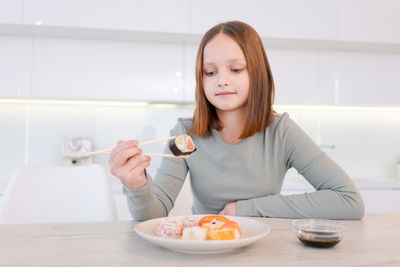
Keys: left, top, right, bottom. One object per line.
{"left": 168, "top": 134, "right": 197, "bottom": 156}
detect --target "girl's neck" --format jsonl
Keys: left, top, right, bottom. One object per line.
{"left": 217, "top": 109, "right": 246, "bottom": 145}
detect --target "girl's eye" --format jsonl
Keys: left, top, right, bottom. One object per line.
{"left": 205, "top": 71, "right": 216, "bottom": 76}
{"left": 232, "top": 68, "right": 243, "bottom": 73}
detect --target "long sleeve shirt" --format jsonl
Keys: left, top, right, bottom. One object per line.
{"left": 122, "top": 112, "right": 365, "bottom": 221}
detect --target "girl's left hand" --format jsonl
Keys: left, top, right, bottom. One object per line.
{"left": 219, "top": 202, "right": 237, "bottom": 216}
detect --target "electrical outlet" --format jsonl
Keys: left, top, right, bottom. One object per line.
{"left": 60, "top": 137, "right": 93, "bottom": 166}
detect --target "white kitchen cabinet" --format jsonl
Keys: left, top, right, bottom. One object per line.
{"left": 23, "top": 0, "right": 189, "bottom": 34}
{"left": 189, "top": 0, "right": 336, "bottom": 40}
{"left": 268, "top": 49, "right": 330, "bottom": 104}
{"left": 0, "top": 0, "right": 23, "bottom": 24}
{"left": 31, "top": 37, "right": 184, "bottom": 101}
{"left": 0, "top": 0, "right": 399, "bottom": 107}
{"left": 319, "top": 50, "right": 400, "bottom": 105}
{"left": 337, "top": 0, "right": 400, "bottom": 44}
{"left": 0, "top": 35, "right": 31, "bottom": 97}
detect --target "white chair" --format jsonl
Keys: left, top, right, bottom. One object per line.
{"left": 0, "top": 164, "right": 117, "bottom": 224}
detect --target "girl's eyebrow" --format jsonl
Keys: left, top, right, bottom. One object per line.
{"left": 204, "top": 58, "right": 246, "bottom": 66}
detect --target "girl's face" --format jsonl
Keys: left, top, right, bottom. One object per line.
{"left": 202, "top": 34, "right": 250, "bottom": 113}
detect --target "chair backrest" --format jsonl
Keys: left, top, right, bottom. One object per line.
{"left": 0, "top": 164, "right": 117, "bottom": 224}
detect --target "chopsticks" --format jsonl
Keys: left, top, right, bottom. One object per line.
{"left": 143, "top": 153, "right": 189, "bottom": 159}
{"left": 81, "top": 136, "right": 188, "bottom": 158}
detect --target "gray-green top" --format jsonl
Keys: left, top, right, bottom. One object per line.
{"left": 122, "top": 113, "right": 365, "bottom": 220}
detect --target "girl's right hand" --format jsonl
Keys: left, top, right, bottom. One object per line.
{"left": 108, "top": 140, "right": 151, "bottom": 189}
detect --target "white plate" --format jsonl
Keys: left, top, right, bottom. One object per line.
{"left": 135, "top": 215, "right": 271, "bottom": 254}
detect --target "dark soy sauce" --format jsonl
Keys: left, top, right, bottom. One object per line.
{"left": 298, "top": 236, "right": 341, "bottom": 248}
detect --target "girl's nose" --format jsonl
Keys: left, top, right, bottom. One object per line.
{"left": 217, "top": 71, "right": 230, "bottom": 87}
{"left": 217, "top": 81, "right": 230, "bottom": 87}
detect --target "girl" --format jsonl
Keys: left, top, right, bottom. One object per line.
{"left": 109, "top": 21, "right": 364, "bottom": 221}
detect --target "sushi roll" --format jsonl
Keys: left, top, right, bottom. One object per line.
{"left": 198, "top": 215, "right": 231, "bottom": 231}
{"left": 156, "top": 216, "right": 198, "bottom": 239}
{"left": 206, "top": 221, "right": 242, "bottom": 240}
{"left": 181, "top": 216, "right": 198, "bottom": 228}
{"left": 181, "top": 226, "right": 208, "bottom": 240}
{"left": 156, "top": 218, "right": 183, "bottom": 239}
{"left": 198, "top": 215, "right": 242, "bottom": 240}
{"left": 168, "top": 134, "right": 197, "bottom": 156}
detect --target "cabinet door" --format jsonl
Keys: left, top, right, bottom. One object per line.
{"left": 189, "top": 0, "right": 336, "bottom": 40}
{"left": 31, "top": 37, "right": 184, "bottom": 101}
{"left": 359, "top": 190, "right": 394, "bottom": 213}
{"left": 337, "top": 0, "right": 400, "bottom": 44}
{"left": 0, "top": 0, "right": 23, "bottom": 24}
{"left": 23, "top": 0, "right": 189, "bottom": 33}
{"left": 320, "top": 50, "right": 400, "bottom": 105}
{"left": 269, "top": 49, "right": 331, "bottom": 104}
{"left": 0, "top": 36, "right": 31, "bottom": 97}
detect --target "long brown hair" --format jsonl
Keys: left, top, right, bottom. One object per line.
{"left": 189, "top": 21, "right": 275, "bottom": 139}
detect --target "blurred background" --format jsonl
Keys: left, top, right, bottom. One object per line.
{"left": 0, "top": 0, "right": 399, "bottom": 219}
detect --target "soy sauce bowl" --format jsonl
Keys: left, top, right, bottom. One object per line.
{"left": 292, "top": 219, "right": 347, "bottom": 248}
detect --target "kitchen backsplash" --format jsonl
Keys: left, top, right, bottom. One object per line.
{"left": 0, "top": 103, "right": 399, "bottom": 194}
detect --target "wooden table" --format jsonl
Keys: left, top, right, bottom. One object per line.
{"left": 0, "top": 213, "right": 399, "bottom": 266}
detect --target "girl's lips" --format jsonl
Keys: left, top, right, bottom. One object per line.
{"left": 216, "top": 91, "right": 236, "bottom": 96}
